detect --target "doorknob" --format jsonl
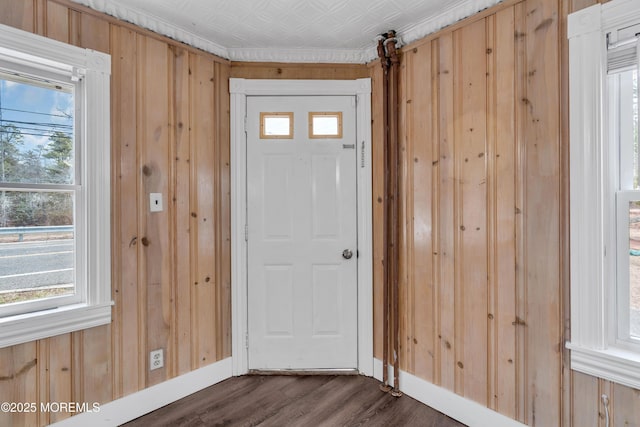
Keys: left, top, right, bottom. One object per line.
{"left": 342, "top": 249, "right": 353, "bottom": 260}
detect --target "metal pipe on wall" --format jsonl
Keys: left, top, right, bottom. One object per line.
{"left": 377, "top": 31, "right": 402, "bottom": 398}
{"left": 376, "top": 36, "right": 392, "bottom": 394}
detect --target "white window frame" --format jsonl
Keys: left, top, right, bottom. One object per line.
{"left": 568, "top": 0, "right": 640, "bottom": 389}
{"left": 0, "top": 23, "right": 111, "bottom": 348}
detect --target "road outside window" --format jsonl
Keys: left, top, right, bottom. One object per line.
{"left": 0, "top": 75, "right": 76, "bottom": 310}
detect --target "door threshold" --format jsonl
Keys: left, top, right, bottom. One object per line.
{"left": 248, "top": 368, "right": 359, "bottom": 376}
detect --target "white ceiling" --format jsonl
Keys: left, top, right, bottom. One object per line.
{"left": 71, "top": 0, "right": 502, "bottom": 63}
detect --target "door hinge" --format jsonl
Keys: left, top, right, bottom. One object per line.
{"left": 244, "top": 224, "right": 248, "bottom": 241}
{"left": 361, "top": 141, "right": 366, "bottom": 168}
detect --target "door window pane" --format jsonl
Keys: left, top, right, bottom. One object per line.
{"left": 260, "top": 112, "right": 293, "bottom": 139}
{"left": 309, "top": 112, "right": 342, "bottom": 138}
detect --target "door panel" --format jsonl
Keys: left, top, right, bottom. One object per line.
{"left": 247, "top": 95, "right": 357, "bottom": 370}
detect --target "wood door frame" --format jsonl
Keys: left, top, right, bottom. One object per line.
{"left": 230, "top": 78, "right": 373, "bottom": 376}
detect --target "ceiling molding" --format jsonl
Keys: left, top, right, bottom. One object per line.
{"left": 400, "top": 0, "right": 503, "bottom": 47}
{"left": 70, "top": 0, "right": 502, "bottom": 64}
{"left": 70, "top": 0, "right": 230, "bottom": 58}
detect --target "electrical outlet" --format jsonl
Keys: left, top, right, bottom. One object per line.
{"left": 149, "top": 193, "right": 163, "bottom": 212}
{"left": 150, "top": 349, "right": 163, "bottom": 370}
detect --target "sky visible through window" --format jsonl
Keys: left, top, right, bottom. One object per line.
{"left": 0, "top": 78, "right": 74, "bottom": 179}
{"left": 0, "top": 75, "right": 75, "bottom": 306}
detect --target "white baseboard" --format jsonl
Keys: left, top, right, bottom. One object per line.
{"left": 49, "top": 357, "right": 233, "bottom": 427}
{"left": 372, "top": 358, "right": 527, "bottom": 427}
{"left": 48, "top": 356, "right": 524, "bottom": 427}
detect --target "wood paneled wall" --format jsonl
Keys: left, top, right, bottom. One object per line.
{"left": 0, "top": 1, "right": 231, "bottom": 425}
{"left": 1, "top": 0, "right": 639, "bottom": 426}
{"left": 371, "top": 0, "right": 640, "bottom": 425}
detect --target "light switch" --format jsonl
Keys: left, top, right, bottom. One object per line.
{"left": 150, "top": 193, "right": 163, "bottom": 212}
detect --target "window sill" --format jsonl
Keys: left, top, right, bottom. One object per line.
{"left": 0, "top": 301, "right": 113, "bottom": 349}
{"left": 566, "top": 341, "right": 640, "bottom": 389}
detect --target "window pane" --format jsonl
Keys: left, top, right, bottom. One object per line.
{"left": 0, "top": 74, "right": 75, "bottom": 184}
{"left": 0, "top": 191, "right": 74, "bottom": 308}
{"left": 629, "top": 200, "right": 640, "bottom": 338}
{"left": 617, "top": 69, "right": 638, "bottom": 190}
{"left": 261, "top": 112, "right": 293, "bottom": 139}
{"left": 309, "top": 112, "right": 342, "bottom": 138}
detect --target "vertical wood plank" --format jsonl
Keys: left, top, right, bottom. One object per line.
{"left": 571, "top": 372, "right": 599, "bottom": 427}
{"left": 165, "top": 38, "right": 178, "bottom": 383}
{"left": 486, "top": 14, "right": 498, "bottom": 412}
{"left": 493, "top": 5, "right": 518, "bottom": 419}
{"left": 599, "top": 380, "right": 613, "bottom": 427}
{"left": 523, "top": 0, "right": 562, "bottom": 424}
{"left": 71, "top": 331, "right": 83, "bottom": 407}
{"left": 69, "top": 10, "right": 110, "bottom": 53}
{"left": 514, "top": 1, "right": 528, "bottom": 422}
{"left": 0, "top": 0, "right": 35, "bottom": 32}
{"left": 137, "top": 35, "right": 172, "bottom": 387}
{"left": 0, "top": 343, "right": 38, "bottom": 427}
{"left": 79, "top": 325, "right": 112, "bottom": 404}
{"left": 370, "top": 63, "right": 385, "bottom": 361}
{"left": 408, "top": 44, "right": 435, "bottom": 382}
{"left": 215, "top": 61, "right": 232, "bottom": 359}
{"left": 454, "top": 18, "right": 489, "bottom": 405}
{"left": 77, "top": 12, "right": 110, "bottom": 53}
{"left": 437, "top": 32, "right": 456, "bottom": 392}
{"left": 190, "top": 53, "right": 217, "bottom": 368}
{"left": 45, "top": 1, "right": 69, "bottom": 44}
{"left": 430, "top": 38, "right": 442, "bottom": 387}
{"left": 47, "top": 334, "right": 72, "bottom": 424}
{"left": 570, "top": 0, "right": 601, "bottom": 13}
{"left": 172, "top": 45, "right": 193, "bottom": 376}
{"left": 109, "top": 21, "right": 124, "bottom": 401}
{"left": 398, "top": 47, "right": 413, "bottom": 373}
{"left": 112, "top": 25, "right": 141, "bottom": 397}
{"left": 612, "top": 382, "right": 640, "bottom": 426}
{"left": 560, "top": 0, "right": 572, "bottom": 424}
{"left": 34, "top": 0, "right": 46, "bottom": 36}
{"left": 37, "top": 339, "right": 49, "bottom": 427}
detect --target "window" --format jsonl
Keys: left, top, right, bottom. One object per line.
{"left": 568, "top": 0, "right": 640, "bottom": 389}
{"left": 611, "top": 66, "right": 640, "bottom": 347}
{"left": 260, "top": 112, "right": 293, "bottom": 139}
{"left": 0, "top": 23, "right": 111, "bottom": 348}
{"left": 309, "top": 112, "right": 342, "bottom": 138}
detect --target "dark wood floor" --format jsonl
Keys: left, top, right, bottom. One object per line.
{"left": 122, "top": 375, "right": 466, "bottom": 427}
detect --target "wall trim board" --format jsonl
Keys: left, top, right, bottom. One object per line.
{"left": 48, "top": 357, "right": 233, "bottom": 427}
{"left": 372, "top": 359, "right": 527, "bottom": 427}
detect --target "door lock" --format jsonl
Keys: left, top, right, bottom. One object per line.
{"left": 342, "top": 249, "right": 353, "bottom": 260}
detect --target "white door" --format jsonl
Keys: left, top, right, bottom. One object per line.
{"left": 247, "top": 95, "right": 358, "bottom": 370}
